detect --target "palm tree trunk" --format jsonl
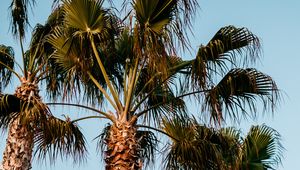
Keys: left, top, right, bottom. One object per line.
{"left": 2, "top": 117, "right": 34, "bottom": 170}
{"left": 105, "top": 120, "right": 141, "bottom": 170}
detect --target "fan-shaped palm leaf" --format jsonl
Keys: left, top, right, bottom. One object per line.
{"left": 47, "top": 0, "right": 123, "bottom": 105}
{"left": 162, "top": 117, "right": 233, "bottom": 170}
{"left": 241, "top": 125, "right": 283, "bottom": 170}
{"left": 63, "top": 0, "right": 114, "bottom": 41}
{"left": 191, "top": 25, "right": 261, "bottom": 89}
{"left": 0, "top": 92, "right": 87, "bottom": 163}
{"left": 0, "top": 45, "right": 15, "bottom": 91}
{"left": 204, "top": 68, "right": 279, "bottom": 124}
{"left": 35, "top": 116, "right": 86, "bottom": 163}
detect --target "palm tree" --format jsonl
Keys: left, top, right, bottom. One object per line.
{"left": 162, "top": 117, "right": 283, "bottom": 170}
{"left": 47, "top": 0, "right": 280, "bottom": 169}
{"left": 0, "top": 3, "right": 86, "bottom": 169}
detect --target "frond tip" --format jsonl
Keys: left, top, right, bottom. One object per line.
{"left": 34, "top": 116, "right": 87, "bottom": 164}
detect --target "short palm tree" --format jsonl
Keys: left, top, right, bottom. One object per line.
{"left": 0, "top": 2, "right": 86, "bottom": 169}
{"left": 47, "top": 0, "right": 280, "bottom": 169}
{"left": 237, "top": 125, "right": 283, "bottom": 170}
{"left": 162, "top": 117, "right": 283, "bottom": 170}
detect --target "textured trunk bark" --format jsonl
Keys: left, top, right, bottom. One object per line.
{"left": 1, "top": 117, "right": 34, "bottom": 170}
{"left": 105, "top": 121, "right": 141, "bottom": 170}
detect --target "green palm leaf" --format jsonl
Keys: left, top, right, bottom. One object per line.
{"left": 63, "top": 0, "right": 114, "bottom": 41}
{"left": 0, "top": 45, "right": 15, "bottom": 91}
{"left": 35, "top": 116, "right": 86, "bottom": 163}
{"left": 134, "top": 0, "right": 176, "bottom": 34}
{"left": 191, "top": 26, "right": 260, "bottom": 89}
{"left": 47, "top": 0, "right": 122, "bottom": 104}
{"left": 0, "top": 94, "right": 21, "bottom": 128}
{"left": 204, "top": 68, "right": 279, "bottom": 123}
{"left": 162, "top": 117, "right": 231, "bottom": 170}
{"left": 241, "top": 125, "right": 283, "bottom": 170}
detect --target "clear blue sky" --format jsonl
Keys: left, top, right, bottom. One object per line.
{"left": 0, "top": 0, "right": 299, "bottom": 169}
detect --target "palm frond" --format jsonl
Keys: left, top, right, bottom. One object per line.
{"left": 204, "top": 68, "right": 279, "bottom": 124}
{"left": 63, "top": 0, "right": 114, "bottom": 41}
{"left": 0, "top": 45, "right": 15, "bottom": 91}
{"left": 34, "top": 116, "right": 86, "bottom": 164}
{"left": 134, "top": 0, "right": 176, "bottom": 34}
{"left": 0, "top": 94, "right": 21, "bottom": 129}
{"left": 136, "top": 130, "right": 158, "bottom": 167}
{"left": 162, "top": 117, "right": 229, "bottom": 170}
{"left": 10, "top": 0, "right": 36, "bottom": 38}
{"left": 135, "top": 69, "right": 187, "bottom": 126}
{"left": 47, "top": 26, "right": 108, "bottom": 104}
{"left": 47, "top": 0, "right": 122, "bottom": 104}
{"left": 241, "top": 125, "right": 283, "bottom": 170}
{"left": 134, "top": 0, "right": 198, "bottom": 51}
{"left": 133, "top": 0, "right": 189, "bottom": 77}
{"left": 191, "top": 26, "right": 261, "bottom": 89}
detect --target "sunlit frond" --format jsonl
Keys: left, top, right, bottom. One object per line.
{"left": 204, "top": 68, "right": 279, "bottom": 124}
{"left": 63, "top": 0, "right": 114, "bottom": 41}
{"left": 35, "top": 116, "right": 86, "bottom": 164}
{"left": 47, "top": 0, "right": 122, "bottom": 104}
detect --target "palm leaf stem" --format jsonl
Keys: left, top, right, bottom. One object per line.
{"left": 19, "top": 33, "right": 27, "bottom": 77}
{"left": 137, "top": 124, "right": 179, "bottom": 142}
{"left": 0, "top": 60, "right": 22, "bottom": 81}
{"left": 123, "top": 57, "right": 140, "bottom": 120}
{"left": 46, "top": 102, "right": 115, "bottom": 122}
{"left": 133, "top": 60, "right": 192, "bottom": 110}
{"left": 71, "top": 115, "right": 107, "bottom": 123}
{"left": 123, "top": 60, "right": 129, "bottom": 104}
{"left": 87, "top": 71, "right": 118, "bottom": 111}
{"left": 132, "top": 61, "right": 193, "bottom": 114}
{"left": 28, "top": 40, "right": 43, "bottom": 74}
{"left": 90, "top": 37, "right": 123, "bottom": 112}
{"left": 168, "top": 60, "right": 192, "bottom": 72}
{"left": 152, "top": 0, "right": 174, "bottom": 21}
{"left": 135, "top": 89, "right": 208, "bottom": 118}
{"left": 132, "top": 72, "right": 170, "bottom": 114}
{"left": 33, "top": 57, "right": 50, "bottom": 80}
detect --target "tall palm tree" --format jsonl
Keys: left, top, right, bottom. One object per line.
{"left": 0, "top": 4, "right": 86, "bottom": 169}
{"left": 162, "top": 117, "right": 283, "bottom": 170}
{"left": 47, "top": 0, "right": 280, "bottom": 169}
